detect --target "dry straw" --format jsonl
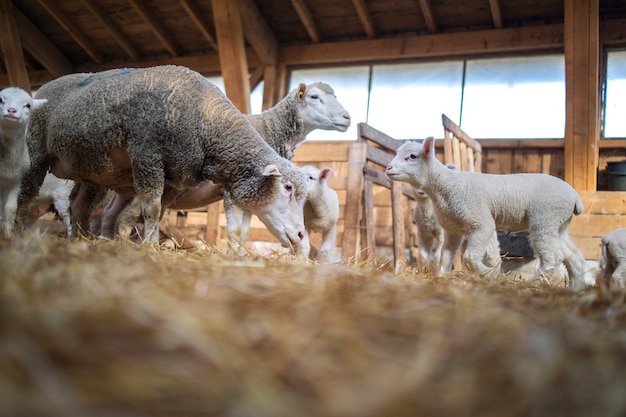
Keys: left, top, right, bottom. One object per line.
{"left": 1, "top": 231, "right": 625, "bottom": 417}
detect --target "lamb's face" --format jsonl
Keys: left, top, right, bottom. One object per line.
{"left": 386, "top": 142, "right": 427, "bottom": 189}
{"left": 250, "top": 163, "right": 307, "bottom": 248}
{"left": 0, "top": 87, "right": 46, "bottom": 130}
{"left": 295, "top": 83, "right": 351, "bottom": 133}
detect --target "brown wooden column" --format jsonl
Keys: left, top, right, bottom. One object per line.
{"left": 212, "top": 0, "right": 250, "bottom": 113}
{"left": 564, "top": 0, "right": 600, "bottom": 191}
{"left": 0, "top": 0, "right": 30, "bottom": 91}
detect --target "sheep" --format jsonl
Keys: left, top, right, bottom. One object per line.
{"left": 597, "top": 228, "right": 626, "bottom": 289}
{"left": 100, "top": 82, "right": 351, "bottom": 249}
{"left": 14, "top": 65, "right": 308, "bottom": 247}
{"left": 24, "top": 173, "right": 74, "bottom": 237}
{"left": 0, "top": 87, "right": 47, "bottom": 235}
{"left": 386, "top": 137, "right": 587, "bottom": 290}
{"left": 295, "top": 165, "right": 340, "bottom": 264}
{"left": 412, "top": 163, "right": 457, "bottom": 273}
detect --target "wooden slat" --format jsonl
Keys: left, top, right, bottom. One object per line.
{"left": 418, "top": 0, "right": 438, "bottom": 33}
{"left": 352, "top": 0, "right": 376, "bottom": 39}
{"left": 0, "top": 0, "right": 30, "bottom": 90}
{"left": 442, "top": 114, "right": 482, "bottom": 154}
{"left": 342, "top": 142, "right": 367, "bottom": 261}
{"left": 129, "top": 0, "right": 181, "bottom": 57}
{"left": 180, "top": 0, "right": 218, "bottom": 51}
{"left": 290, "top": 0, "right": 321, "bottom": 43}
{"left": 358, "top": 122, "right": 403, "bottom": 151}
{"left": 81, "top": 0, "right": 141, "bottom": 60}
{"left": 240, "top": 0, "right": 278, "bottom": 65}
{"left": 488, "top": 0, "right": 503, "bottom": 28}
{"left": 361, "top": 179, "right": 376, "bottom": 260}
{"left": 37, "top": 0, "right": 103, "bottom": 64}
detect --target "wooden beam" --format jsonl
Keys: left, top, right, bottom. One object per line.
{"left": 80, "top": 0, "right": 141, "bottom": 60}
{"left": 564, "top": 0, "right": 599, "bottom": 191}
{"left": 280, "top": 24, "right": 564, "bottom": 65}
{"left": 290, "top": 0, "right": 321, "bottom": 43}
{"left": 239, "top": 0, "right": 278, "bottom": 65}
{"left": 488, "top": 0, "right": 503, "bottom": 29}
{"left": 418, "top": 0, "right": 438, "bottom": 33}
{"left": 14, "top": 7, "right": 73, "bottom": 77}
{"left": 179, "top": 0, "right": 218, "bottom": 51}
{"left": 212, "top": 0, "right": 250, "bottom": 113}
{"left": 352, "top": 0, "right": 376, "bottom": 39}
{"left": 36, "top": 0, "right": 103, "bottom": 65}
{"left": 0, "top": 0, "right": 31, "bottom": 90}
{"left": 129, "top": 0, "right": 181, "bottom": 57}
{"left": 249, "top": 65, "right": 264, "bottom": 90}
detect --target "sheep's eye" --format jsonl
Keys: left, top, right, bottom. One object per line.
{"left": 310, "top": 94, "right": 319, "bottom": 100}
{"left": 285, "top": 184, "right": 293, "bottom": 192}
{"left": 409, "top": 153, "right": 418, "bottom": 160}
{"left": 25, "top": 103, "right": 31, "bottom": 109}
{"left": 308, "top": 175, "right": 315, "bottom": 180}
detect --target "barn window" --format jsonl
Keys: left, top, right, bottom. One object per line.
{"left": 603, "top": 49, "right": 626, "bottom": 139}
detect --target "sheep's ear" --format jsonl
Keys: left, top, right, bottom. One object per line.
{"left": 32, "top": 98, "right": 47, "bottom": 110}
{"left": 423, "top": 136, "right": 436, "bottom": 158}
{"left": 296, "top": 83, "right": 306, "bottom": 101}
{"left": 263, "top": 164, "right": 283, "bottom": 178}
{"left": 319, "top": 167, "right": 332, "bottom": 182}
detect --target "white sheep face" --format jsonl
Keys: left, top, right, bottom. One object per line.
{"left": 0, "top": 87, "right": 47, "bottom": 130}
{"left": 302, "top": 165, "right": 332, "bottom": 198}
{"left": 386, "top": 140, "right": 433, "bottom": 189}
{"left": 295, "top": 83, "right": 351, "bottom": 134}
{"left": 250, "top": 164, "right": 307, "bottom": 248}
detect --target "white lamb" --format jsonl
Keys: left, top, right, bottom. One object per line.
{"left": 597, "top": 228, "right": 626, "bottom": 289}
{"left": 296, "top": 165, "right": 340, "bottom": 264}
{"left": 412, "top": 163, "right": 457, "bottom": 273}
{"left": 24, "top": 173, "right": 74, "bottom": 237}
{"left": 0, "top": 87, "right": 47, "bottom": 235}
{"left": 386, "top": 138, "right": 587, "bottom": 290}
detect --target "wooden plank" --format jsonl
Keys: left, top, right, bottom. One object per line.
{"left": 358, "top": 122, "right": 402, "bottom": 151}
{"left": 366, "top": 146, "right": 394, "bottom": 169}
{"left": 351, "top": 0, "right": 376, "bottom": 39}
{"left": 240, "top": 0, "right": 278, "bottom": 65}
{"left": 578, "top": 191, "right": 626, "bottom": 214}
{"left": 418, "top": 0, "right": 438, "bottom": 33}
{"left": 204, "top": 202, "right": 221, "bottom": 245}
{"left": 361, "top": 179, "right": 376, "bottom": 260}
{"left": 290, "top": 0, "right": 321, "bottom": 43}
{"left": 292, "top": 142, "right": 351, "bottom": 162}
{"left": 0, "top": 0, "right": 30, "bottom": 90}
{"left": 81, "top": 0, "right": 141, "bottom": 60}
{"left": 442, "top": 114, "right": 482, "bottom": 154}
{"left": 179, "top": 0, "right": 218, "bottom": 51}
{"left": 342, "top": 142, "right": 367, "bottom": 261}
{"left": 212, "top": 0, "right": 251, "bottom": 113}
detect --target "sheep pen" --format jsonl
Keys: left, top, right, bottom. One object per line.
{"left": 1, "top": 231, "right": 625, "bottom": 417}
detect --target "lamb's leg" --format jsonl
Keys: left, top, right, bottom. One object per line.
{"left": 463, "top": 228, "right": 501, "bottom": 278}
{"left": 70, "top": 183, "right": 105, "bottom": 237}
{"left": 100, "top": 193, "right": 132, "bottom": 239}
{"left": 53, "top": 194, "right": 73, "bottom": 238}
{"left": 1, "top": 186, "right": 20, "bottom": 235}
{"left": 224, "top": 192, "right": 246, "bottom": 254}
{"left": 439, "top": 231, "right": 465, "bottom": 275}
{"left": 317, "top": 224, "right": 338, "bottom": 264}
{"left": 611, "top": 263, "right": 626, "bottom": 289}
{"left": 483, "top": 231, "right": 502, "bottom": 269}
{"left": 529, "top": 230, "right": 565, "bottom": 286}
{"left": 129, "top": 156, "right": 164, "bottom": 245}
{"left": 15, "top": 157, "right": 51, "bottom": 234}
{"left": 416, "top": 234, "right": 436, "bottom": 273}
{"left": 116, "top": 197, "right": 143, "bottom": 240}
{"left": 561, "top": 233, "right": 587, "bottom": 291}
{"left": 296, "top": 229, "right": 312, "bottom": 259}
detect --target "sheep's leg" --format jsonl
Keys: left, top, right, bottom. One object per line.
{"left": 439, "top": 231, "right": 464, "bottom": 275}
{"left": 416, "top": 234, "right": 437, "bottom": 273}
{"left": 483, "top": 231, "right": 502, "bottom": 269}
{"left": 53, "top": 194, "right": 73, "bottom": 238}
{"left": 116, "top": 197, "right": 143, "bottom": 240}
{"left": 296, "top": 229, "right": 312, "bottom": 259}
{"left": 529, "top": 230, "right": 565, "bottom": 286}
{"left": 224, "top": 192, "right": 246, "bottom": 254}
{"left": 14, "top": 157, "right": 51, "bottom": 234}
{"left": 239, "top": 210, "right": 253, "bottom": 244}
{"left": 67, "top": 183, "right": 102, "bottom": 238}
{"left": 317, "top": 224, "right": 338, "bottom": 264}
{"left": 129, "top": 156, "right": 164, "bottom": 245}
{"left": 0, "top": 186, "right": 19, "bottom": 235}
{"left": 463, "top": 228, "right": 501, "bottom": 278}
{"left": 100, "top": 193, "right": 132, "bottom": 239}
{"left": 611, "top": 263, "right": 626, "bottom": 289}
{"left": 561, "top": 232, "right": 587, "bottom": 290}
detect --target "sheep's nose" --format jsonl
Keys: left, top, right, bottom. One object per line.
{"left": 298, "top": 230, "right": 305, "bottom": 241}
{"left": 344, "top": 114, "right": 351, "bottom": 122}
{"left": 7, "top": 107, "right": 16, "bottom": 114}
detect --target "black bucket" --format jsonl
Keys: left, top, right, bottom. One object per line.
{"left": 607, "top": 160, "right": 626, "bottom": 191}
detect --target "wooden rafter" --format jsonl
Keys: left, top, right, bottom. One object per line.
{"left": 0, "top": 0, "right": 29, "bottom": 90}
{"left": 239, "top": 0, "right": 278, "bottom": 65}
{"left": 36, "top": 0, "right": 103, "bottom": 64}
{"left": 488, "top": 0, "right": 503, "bottom": 28}
{"left": 14, "top": 7, "right": 73, "bottom": 77}
{"left": 179, "top": 0, "right": 218, "bottom": 51}
{"left": 129, "top": 0, "right": 181, "bottom": 57}
{"left": 418, "top": 0, "right": 438, "bottom": 33}
{"left": 80, "top": 0, "right": 141, "bottom": 60}
{"left": 352, "top": 0, "right": 376, "bottom": 39}
{"left": 290, "top": 0, "right": 321, "bottom": 43}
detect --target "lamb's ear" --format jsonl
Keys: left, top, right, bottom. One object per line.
{"left": 32, "top": 98, "right": 47, "bottom": 110}
{"left": 296, "top": 83, "right": 306, "bottom": 101}
{"left": 319, "top": 167, "right": 332, "bottom": 183}
{"left": 263, "top": 164, "right": 283, "bottom": 178}
{"left": 423, "top": 136, "right": 436, "bottom": 159}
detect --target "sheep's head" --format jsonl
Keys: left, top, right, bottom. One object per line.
{"left": 0, "top": 87, "right": 47, "bottom": 130}
{"left": 386, "top": 137, "right": 437, "bottom": 189}
{"left": 302, "top": 165, "right": 332, "bottom": 198}
{"left": 294, "top": 83, "right": 351, "bottom": 135}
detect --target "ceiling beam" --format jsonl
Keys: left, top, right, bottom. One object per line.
{"left": 36, "top": 0, "right": 103, "bottom": 65}
{"left": 488, "top": 0, "right": 503, "bottom": 28}
{"left": 239, "top": 0, "right": 278, "bottom": 65}
{"left": 129, "top": 0, "right": 181, "bottom": 57}
{"left": 80, "top": 0, "right": 141, "bottom": 60}
{"left": 179, "top": 0, "right": 218, "bottom": 51}
{"left": 418, "top": 0, "right": 438, "bottom": 33}
{"left": 280, "top": 24, "right": 564, "bottom": 65}
{"left": 352, "top": 0, "right": 376, "bottom": 39}
{"left": 14, "top": 6, "right": 73, "bottom": 77}
{"left": 0, "top": 0, "right": 30, "bottom": 90}
{"left": 290, "top": 0, "right": 321, "bottom": 43}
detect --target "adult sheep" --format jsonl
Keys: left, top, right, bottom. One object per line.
{"left": 14, "top": 66, "right": 307, "bottom": 247}
{"left": 386, "top": 138, "right": 587, "bottom": 290}
{"left": 100, "top": 82, "right": 351, "bottom": 248}
{"left": 0, "top": 87, "right": 47, "bottom": 235}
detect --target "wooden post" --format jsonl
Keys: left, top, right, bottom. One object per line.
{"left": 212, "top": 0, "right": 250, "bottom": 113}
{"left": 360, "top": 178, "right": 376, "bottom": 260}
{"left": 564, "top": 0, "right": 600, "bottom": 191}
{"left": 205, "top": 202, "right": 221, "bottom": 245}
{"left": 342, "top": 142, "right": 367, "bottom": 262}
{"left": 0, "top": 0, "right": 30, "bottom": 91}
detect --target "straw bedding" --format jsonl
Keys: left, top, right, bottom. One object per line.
{"left": 1, "top": 233, "right": 625, "bottom": 417}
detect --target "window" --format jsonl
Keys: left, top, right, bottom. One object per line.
{"left": 604, "top": 50, "right": 626, "bottom": 138}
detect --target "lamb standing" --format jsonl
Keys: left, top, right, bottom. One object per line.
{"left": 0, "top": 87, "right": 47, "bottom": 235}
{"left": 14, "top": 65, "right": 308, "bottom": 247}
{"left": 597, "top": 227, "right": 626, "bottom": 289}
{"left": 386, "top": 138, "right": 587, "bottom": 290}
{"left": 296, "top": 165, "right": 340, "bottom": 264}
{"left": 24, "top": 173, "right": 74, "bottom": 237}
